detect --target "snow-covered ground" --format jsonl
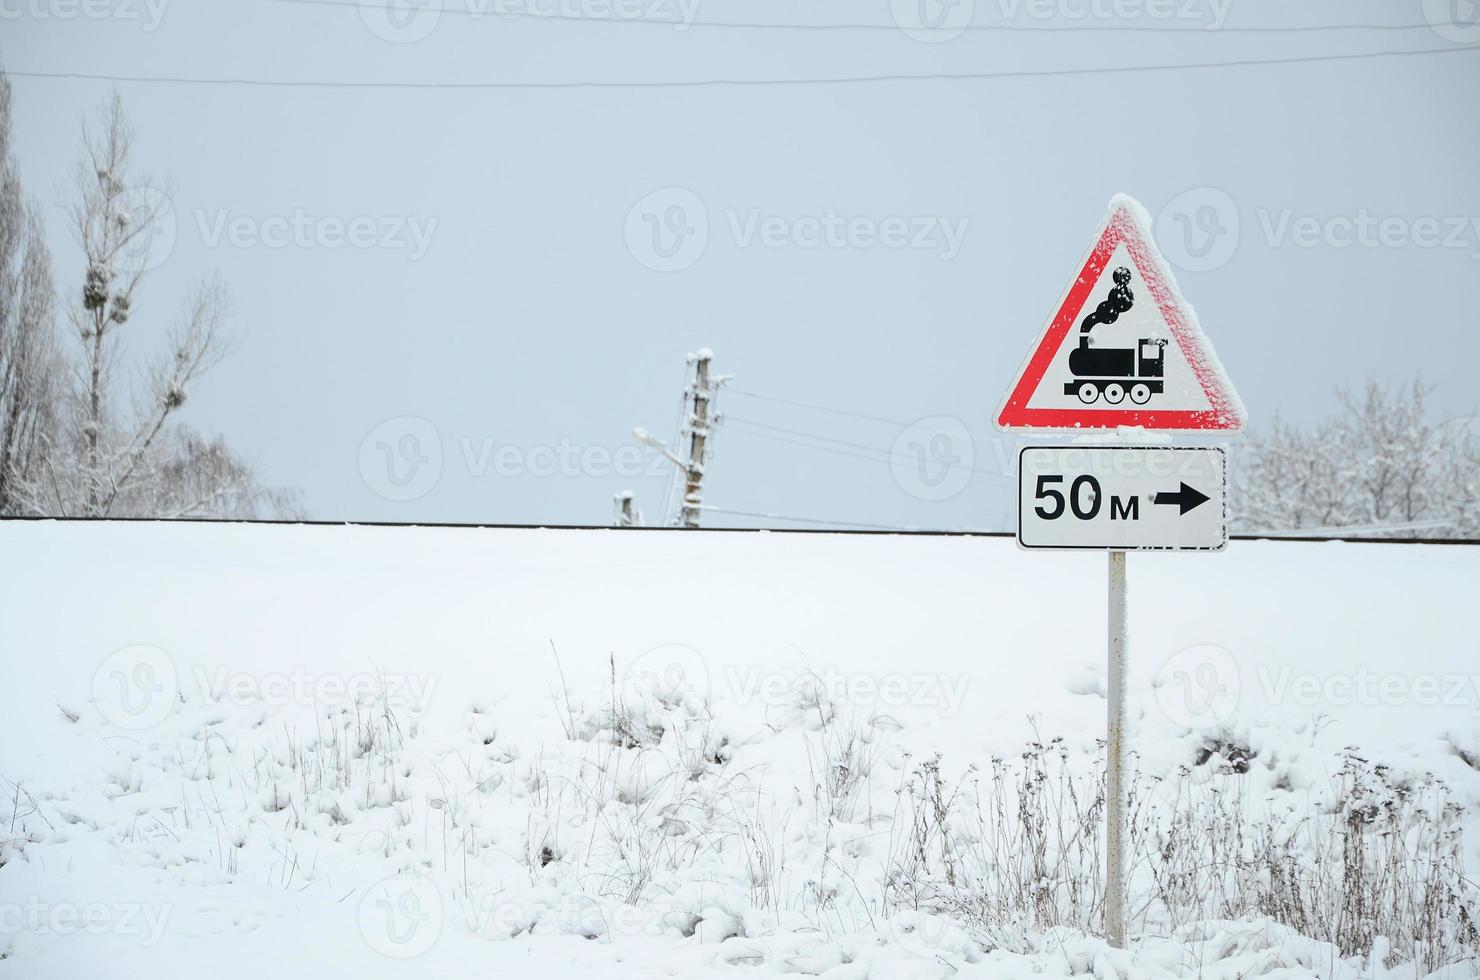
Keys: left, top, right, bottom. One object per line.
{"left": 1, "top": 521, "right": 1477, "bottom": 978}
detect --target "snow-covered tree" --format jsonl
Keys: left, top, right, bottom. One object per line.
{"left": 0, "top": 80, "right": 298, "bottom": 518}
{"left": 142, "top": 426, "right": 301, "bottom": 519}
{"left": 0, "top": 71, "right": 64, "bottom": 514}
{"left": 1235, "top": 378, "right": 1480, "bottom": 539}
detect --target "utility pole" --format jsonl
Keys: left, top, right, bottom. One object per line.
{"left": 613, "top": 490, "right": 638, "bottom": 527}
{"left": 631, "top": 348, "right": 727, "bottom": 529}
{"left": 679, "top": 349, "right": 714, "bottom": 529}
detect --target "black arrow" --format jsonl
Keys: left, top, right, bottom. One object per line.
{"left": 1153, "top": 482, "right": 1211, "bottom": 515}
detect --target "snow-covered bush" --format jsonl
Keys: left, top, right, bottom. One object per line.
{"left": 1235, "top": 378, "right": 1480, "bottom": 538}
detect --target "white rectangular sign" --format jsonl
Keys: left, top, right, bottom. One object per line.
{"left": 1017, "top": 445, "right": 1227, "bottom": 551}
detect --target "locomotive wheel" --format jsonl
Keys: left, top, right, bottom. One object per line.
{"left": 1102, "top": 383, "right": 1126, "bottom": 405}
{"left": 1076, "top": 383, "right": 1099, "bottom": 404}
{"left": 1130, "top": 383, "right": 1152, "bottom": 405}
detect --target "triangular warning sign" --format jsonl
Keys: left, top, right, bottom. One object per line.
{"left": 996, "top": 194, "right": 1245, "bottom": 431}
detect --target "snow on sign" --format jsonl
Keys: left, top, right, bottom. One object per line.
{"left": 996, "top": 195, "right": 1245, "bottom": 431}
{"left": 1017, "top": 446, "right": 1227, "bottom": 551}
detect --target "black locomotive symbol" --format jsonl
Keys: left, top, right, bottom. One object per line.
{"left": 1064, "top": 266, "right": 1167, "bottom": 406}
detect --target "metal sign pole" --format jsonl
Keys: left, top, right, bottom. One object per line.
{"left": 1105, "top": 549, "right": 1128, "bottom": 948}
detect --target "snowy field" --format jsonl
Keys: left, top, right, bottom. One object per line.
{"left": 1, "top": 520, "right": 1477, "bottom": 979}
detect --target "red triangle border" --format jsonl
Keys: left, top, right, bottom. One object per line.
{"left": 996, "top": 203, "right": 1243, "bottom": 431}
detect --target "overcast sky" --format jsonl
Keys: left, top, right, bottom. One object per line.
{"left": 6, "top": 0, "right": 1479, "bottom": 529}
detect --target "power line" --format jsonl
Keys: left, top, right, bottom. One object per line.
{"left": 725, "top": 387, "right": 999, "bottom": 440}
{"left": 725, "top": 415, "right": 913, "bottom": 456}
{"left": 1243, "top": 515, "right": 1467, "bottom": 536}
{"left": 721, "top": 418, "right": 908, "bottom": 468}
{"left": 721, "top": 415, "right": 1008, "bottom": 479}
{"left": 274, "top": 0, "right": 1452, "bottom": 34}
{"left": 10, "top": 43, "right": 1480, "bottom": 90}
{"left": 721, "top": 418, "right": 957, "bottom": 472}
{"left": 699, "top": 505, "right": 922, "bottom": 531}
{"left": 726, "top": 387, "right": 932, "bottom": 429}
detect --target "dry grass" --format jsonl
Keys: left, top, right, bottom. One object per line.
{"left": 9, "top": 664, "right": 1476, "bottom": 974}
{"left": 882, "top": 734, "right": 1480, "bottom": 972}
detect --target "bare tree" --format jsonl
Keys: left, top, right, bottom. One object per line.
{"left": 0, "top": 70, "right": 63, "bottom": 514}
{"left": 28, "top": 89, "right": 295, "bottom": 519}
{"left": 1236, "top": 378, "right": 1480, "bottom": 538}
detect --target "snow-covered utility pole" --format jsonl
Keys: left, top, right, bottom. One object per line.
{"left": 679, "top": 350, "right": 715, "bottom": 529}
{"left": 613, "top": 490, "right": 638, "bottom": 527}
{"left": 633, "top": 349, "right": 729, "bottom": 528}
